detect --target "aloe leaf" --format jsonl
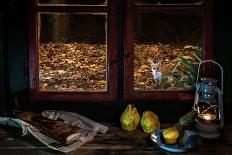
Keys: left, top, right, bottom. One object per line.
{"left": 187, "top": 71, "right": 196, "bottom": 81}
{"left": 184, "top": 45, "right": 202, "bottom": 59}
{"left": 192, "top": 47, "right": 202, "bottom": 57}
{"left": 182, "top": 56, "right": 194, "bottom": 60}
{"left": 192, "top": 52, "right": 201, "bottom": 62}
{"left": 176, "top": 81, "right": 191, "bottom": 87}
{"left": 179, "top": 57, "right": 192, "bottom": 69}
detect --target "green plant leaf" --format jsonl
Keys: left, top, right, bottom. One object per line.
{"left": 179, "top": 57, "right": 192, "bottom": 69}
{"left": 176, "top": 81, "right": 191, "bottom": 87}
{"left": 192, "top": 47, "right": 202, "bottom": 58}
{"left": 187, "top": 71, "right": 196, "bottom": 81}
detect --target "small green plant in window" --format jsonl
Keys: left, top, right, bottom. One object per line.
{"left": 151, "top": 45, "right": 202, "bottom": 90}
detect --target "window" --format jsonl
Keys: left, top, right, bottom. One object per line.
{"left": 28, "top": 0, "right": 213, "bottom": 102}
{"left": 28, "top": 0, "right": 118, "bottom": 101}
{"left": 124, "top": 0, "right": 213, "bottom": 100}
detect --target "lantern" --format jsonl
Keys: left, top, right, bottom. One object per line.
{"left": 193, "top": 60, "right": 223, "bottom": 139}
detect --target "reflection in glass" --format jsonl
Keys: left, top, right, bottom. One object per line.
{"left": 39, "top": 13, "right": 107, "bottom": 92}
{"left": 134, "top": 12, "right": 202, "bottom": 91}
{"left": 38, "top": 0, "right": 107, "bottom": 5}
{"left": 135, "top": 0, "right": 204, "bottom": 5}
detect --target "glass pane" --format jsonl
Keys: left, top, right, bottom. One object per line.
{"left": 39, "top": 13, "right": 107, "bottom": 92}
{"left": 38, "top": 0, "right": 107, "bottom": 5}
{"left": 135, "top": 0, "right": 204, "bottom": 5}
{"left": 134, "top": 12, "right": 202, "bottom": 91}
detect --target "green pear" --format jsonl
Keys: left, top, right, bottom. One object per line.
{"left": 141, "top": 111, "right": 160, "bottom": 134}
{"left": 120, "top": 104, "right": 140, "bottom": 131}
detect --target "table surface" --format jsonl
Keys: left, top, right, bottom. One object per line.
{"left": 0, "top": 123, "right": 232, "bottom": 155}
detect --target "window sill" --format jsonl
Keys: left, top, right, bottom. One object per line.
{"left": 0, "top": 123, "right": 232, "bottom": 154}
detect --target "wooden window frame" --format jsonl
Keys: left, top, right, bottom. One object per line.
{"left": 28, "top": 0, "right": 118, "bottom": 102}
{"left": 124, "top": 0, "right": 213, "bottom": 101}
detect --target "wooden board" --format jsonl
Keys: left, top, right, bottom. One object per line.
{"left": 0, "top": 123, "right": 232, "bottom": 155}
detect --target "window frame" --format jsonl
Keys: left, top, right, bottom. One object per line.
{"left": 28, "top": 0, "right": 118, "bottom": 102}
{"left": 124, "top": 0, "right": 213, "bottom": 101}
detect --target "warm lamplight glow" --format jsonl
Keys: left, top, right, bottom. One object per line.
{"left": 199, "top": 113, "right": 217, "bottom": 121}
{"left": 202, "top": 114, "right": 214, "bottom": 120}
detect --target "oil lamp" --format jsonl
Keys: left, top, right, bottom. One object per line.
{"left": 193, "top": 60, "right": 223, "bottom": 139}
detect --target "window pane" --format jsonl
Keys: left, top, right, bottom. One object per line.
{"left": 38, "top": 0, "right": 107, "bottom": 5}
{"left": 135, "top": 0, "right": 204, "bottom": 5}
{"left": 39, "top": 13, "right": 107, "bottom": 92}
{"left": 134, "top": 12, "right": 202, "bottom": 91}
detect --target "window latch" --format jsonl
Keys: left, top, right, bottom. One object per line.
{"left": 110, "top": 53, "right": 130, "bottom": 65}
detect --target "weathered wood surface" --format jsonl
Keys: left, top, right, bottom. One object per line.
{"left": 0, "top": 123, "right": 232, "bottom": 155}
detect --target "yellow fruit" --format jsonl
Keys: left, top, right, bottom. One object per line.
{"left": 141, "top": 111, "right": 160, "bottom": 134}
{"left": 120, "top": 104, "right": 140, "bottom": 131}
{"left": 162, "top": 127, "right": 179, "bottom": 145}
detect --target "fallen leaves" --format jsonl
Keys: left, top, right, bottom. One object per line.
{"left": 134, "top": 43, "right": 201, "bottom": 90}
{"left": 38, "top": 42, "right": 201, "bottom": 92}
{"left": 39, "top": 42, "right": 107, "bottom": 91}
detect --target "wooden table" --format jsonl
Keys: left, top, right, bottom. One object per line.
{"left": 0, "top": 123, "right": 232, "bottom": 155}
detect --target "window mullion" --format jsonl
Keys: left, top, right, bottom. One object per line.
{"left": 124, "top": 0, "right": 212, "bottom": 101}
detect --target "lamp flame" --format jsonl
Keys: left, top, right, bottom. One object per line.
{"left": 198, "top": 113, "right": 217, "bottom": 121}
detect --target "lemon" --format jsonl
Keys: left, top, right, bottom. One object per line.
{"left": 162, "top": 127, "right": 179, "bottom": 145}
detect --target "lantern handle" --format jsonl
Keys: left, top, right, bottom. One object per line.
{"left": 195, "top": 60, "right": 223, "bottom": 94}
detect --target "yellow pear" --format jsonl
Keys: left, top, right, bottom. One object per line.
{"left": 120, "top": 104, "right": 140, "bottom": 131}
{"left": 162, "top": 127, "right": 179, "bottom": 145}
{"left": 141, "top": 111, "right": 160, "bottom": 134}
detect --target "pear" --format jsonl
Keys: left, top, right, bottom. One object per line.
{"left": 141, "top": 111, "right": 160, "bottom": 134}
{"left": 120, "top": 104, "right": 140, "bottom": 131}
{"left": 162, "top": 127, "right": 179, "bottom": 145}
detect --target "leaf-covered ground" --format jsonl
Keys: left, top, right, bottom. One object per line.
{"left": 39, "top": 42, "right": 201, "bottom": 92}
{"left": 134, "top": 43, "right": 201, "bottom": 90}
{"left": 39, "top": 42, "right": 107, "bottom": 91}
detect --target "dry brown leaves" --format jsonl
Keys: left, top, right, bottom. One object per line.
{"left": 134, "top": 43, "right": 200, "bottom": 90}
{"left": 39, "top": 42, "right": 107, "bottom": 91}
{"left": 39, "top": 42, "right": 199, "bottom": 92}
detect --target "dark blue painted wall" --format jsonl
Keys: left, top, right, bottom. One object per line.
{"left": 6, "top": 0, "right": 28, "bottom": 93}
